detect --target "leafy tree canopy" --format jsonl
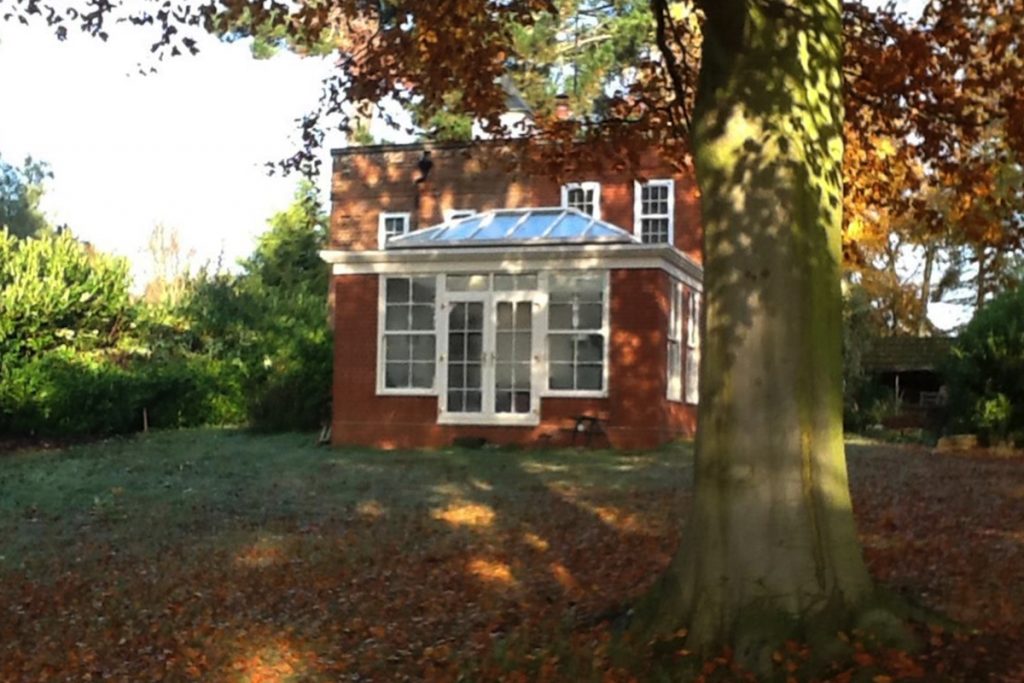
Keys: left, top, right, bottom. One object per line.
{"left": 0, "top": 154, "right": 52, "bottom": 239}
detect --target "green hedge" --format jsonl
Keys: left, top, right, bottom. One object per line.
{"left": 0, "top": 350, "right": 247, "bottom": 436}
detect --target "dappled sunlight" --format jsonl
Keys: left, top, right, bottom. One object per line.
{"left": 590, "top": 505, "right": 648, "bottom": 534}
{"left": 549, "top": 562, "right": 583, "bottom": 595}
{"left": 520, "top": 460, "right": 569, "bottom": 474}
{"left": 234, "top": 534, "right": 288, "bottom": 569}
{"left": 604, "top": 456, "right": 657, "bottom": 472}
{"left": 227, "top": 637, "right": 311, "bottom": 683}
{"left": 356, "top": 499, "right": 387, "bottom": 520}
{"left": 545, "top": 484, "right": 657, "bottom": 535}
{"left": 432, "top": 500, "right": 496, "bottom": 528}
{"left": 6, "top": 430, "right": 1023, "bottom": 681}
{"left": 469, "top": 477, "right": 493, "bottom": 491}
{"left": 522, "top": 531, "right": 550, "bottom": 552}
{"left": 468, "top": 557, "right": 516, "bottom": 588}
{"left": 431, "top": 482, "right": 469, "bottom": 498}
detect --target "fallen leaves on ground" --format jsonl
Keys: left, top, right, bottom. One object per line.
{"left": 0, "top": 434, "right": 1021, "bottom": 681}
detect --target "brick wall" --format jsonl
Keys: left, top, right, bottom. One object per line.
{"left": 330, "top": 142, "right": 702, "bottom": 260}
{"left": 331, "top": 269, "right": 696, "bottom": 450}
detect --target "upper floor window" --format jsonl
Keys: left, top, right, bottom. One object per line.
{"left": 379, "top": 212, "right": 411, "bottom": 248}
{"left": 561, "top": 181, "right": 601, "bottom": 219}
{"left": 634, "top": 179, "right": 674, "bottom": 244}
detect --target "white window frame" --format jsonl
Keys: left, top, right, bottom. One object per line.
{"left": 541, "top": 270, "right": 610, "bottom": 399}
{"left": 378, "top": 212, "right": 411, "bottom": 249}
{"left": 560, "top": 181, "right": 602, "bottom": 219}
{"left": 376, "top": 274, "right": 441, "bottom": 396}
{"left": 667, "top": 280, "right": 684, "bottom": 402}
{"left": 444, "top": 208, "right": 476, "bottom": 222}
{"left": 685, "top": 290, "right": 700, "bottom": 404}
{"left": 438, "top": 289, "right": 543, "bottom": 427}
{"left": 633, "top": 178, "right": 675, "bottom": 244}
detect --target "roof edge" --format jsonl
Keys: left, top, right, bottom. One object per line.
{"left": 331, "top": 138, "right": 528, "bottom": 157}
{"left": 320, "top": 243, "right": 704, "bottom": 290}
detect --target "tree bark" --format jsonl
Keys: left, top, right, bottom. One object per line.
{"left": 919, "top": 245, "right": 935, "bottom": 335}
{"left": 634, "top": 0, "right": 874, "bottom": 666}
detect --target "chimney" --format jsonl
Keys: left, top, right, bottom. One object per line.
{"left": 555, "top": 93, "right": 571, "bottom": 121}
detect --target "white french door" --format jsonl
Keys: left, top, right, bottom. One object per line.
{"left": 439, "top": 293, "right": 541, "bottom": 425}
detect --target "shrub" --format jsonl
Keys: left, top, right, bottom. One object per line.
{"left": 0, "top": 350, "right": 248, "bottom": 437}
{"left": 944, "top": 286, "right": 1024, "bottom": 444}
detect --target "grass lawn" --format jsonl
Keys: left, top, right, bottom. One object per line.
{"left": 1, "top": 430, "right": 1022, "bottom": 681}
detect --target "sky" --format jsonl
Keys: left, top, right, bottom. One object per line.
{"left": 0, "top": 1, "right": 967, "bottom": 329}
{"left": 0, "top": 23, "right": 344, "bottom": 285}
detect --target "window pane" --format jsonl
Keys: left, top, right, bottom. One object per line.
{"left": 447, "top": 274, "right": 489, "bottom": 291}
{"left": 385, "top": 362, "right": 410, "bottom": 388}
{"left": 411, "top": 362, "right": 435, "bottom": 388}
{"left": 385, "top": 335, "right": 410, "bottom": 361}
{"left": 549, "top": 335, "right": 573, "bottom": 362}
{"left": 496, "top": 364, "right": 513, "bottom": 389}
{"left": 448, "top": 391, "right": 464, "bottom": 411}
{"left": 513, "top": 363, "right": 530, "bottom": 387}
{"left": 497, "top": 302, "right": 514, "bottom": 328}
{"left": 411, "top": 335, "right": 435, "bottom": 361}
{"left": 412, "top": 276, "right": 436, "bottom": 303}
{"left": 467, "top": 302, "right": 484, "bottom": 330}
{"left": 448, "top": 364, "right": 464, "bottom": 388}
{"left": 496, "top": 333, "right": 513, "bottom": 360}
{"left": 514, "top": 391, "right": 531, "bottom": 413}
{"left": 449, "top": 334, "right": 465, "bottom": 361}
{"left": 467, "top": 333, "right": 483, "bottom": 359}
{"left": 514, "top": 333, "right": 531, "bottom": 361}
{"left": 549, "top": 363, "right": 573, "bottom": 390}
{"left": 576, "top": 334, "right": 603, "bottom": 363}
{"left": 495, "top": 390, "right": 512, "bottom": 413}
{"left": 642, "top": 217, "right": 670, "bottom": 244}
{"left": 549, "top": 273, "right": 574, "bottom": 293}
{"left": 386, "top": 305, "right": 409, "bottom": 331}
{"left": 576, "top": 274, "right": 604, "bottom": 298}
{"left": 465, "top": 391, "right": 482, "bottom": 412}
{"left": 411, "top": 304, "right": 434, "bottom": 330}
{"left": 517, "top": 274, "right": 538, "bottom": 290}
{"left": 577, "top": 303, "right": 602, "bottom": 329}
{"left": 515, "top": 301, "right": 532, "bottom": 330}
{"left": 386, "top": 278, "right": 410, "bottom": 303}
{"left": 449, "top": 302, "right": 467, "bottom": 330}
{"left": 577, "top": 364, "right": 603, "bottom": 390}
{"left": 466, "top": 363, "right": 482, "bottom": 387}
{"left": 493, "top": 274, "right": 515, "bottom": 291}
{"left": 549, "top": 304, "right": 573, "bottom": 330}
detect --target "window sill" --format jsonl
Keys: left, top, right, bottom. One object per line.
{"left": 376, "top": 387, "right": 438, "bottom": 397}
{"left": 438, "top": 413, "right": 540, "bottom": 427}
{"left": 542, "top": 390, "right": 608, "bottom": 400}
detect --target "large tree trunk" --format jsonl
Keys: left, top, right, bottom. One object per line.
{"left": 634, "top": 0, "right": 874, "bottom": 665}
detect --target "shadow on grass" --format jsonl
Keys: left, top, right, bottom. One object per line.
{"left": 0, "top": 428, "right": 693, "bottom": 681}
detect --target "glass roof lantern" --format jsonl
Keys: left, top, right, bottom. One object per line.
{"left": 386, "top": 207, "right": 640, "bottom": 249}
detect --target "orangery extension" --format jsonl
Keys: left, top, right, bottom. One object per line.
{"left": 321, "top": 141, "right": 703, "bottom": 449}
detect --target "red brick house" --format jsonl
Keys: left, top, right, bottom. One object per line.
{"left": 321, "top": 141, "right": 703, "bottom": 449}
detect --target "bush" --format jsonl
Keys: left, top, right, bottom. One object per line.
{"left": 0, "top": 350, "right": 248, "bottom": 437}
{"left": 944, "top": 286, "right": 1024, "bottom": 444}
{"left": 0, "top": 182, "right": 331, "bottom": 439}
